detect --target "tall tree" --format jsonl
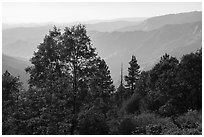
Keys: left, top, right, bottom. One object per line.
{"left": 125, "top": 55, "right": 140, "bottom": 95}
{"left": 25, "top": 26, "right": 73, "bottom": 134}
{"left": 26, "top": 25, "right": 98, "bottom": 134}
{"left": 61, "top": 25, "right": 97, "bottom": 134}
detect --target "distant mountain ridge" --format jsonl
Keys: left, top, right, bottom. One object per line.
{"left": 3, "top": 17, "right": 146, "bottom": 31}
{"left": 117, "top": 11, "right": 201, "bottom": 32}
{"left": 88, "top": 21, "right": 201, "bottom": 84}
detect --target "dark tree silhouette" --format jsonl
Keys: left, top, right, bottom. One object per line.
{"left": 89, "top": 58, "right": 115, "bottom": 117}
{"left": 26, "top": 25, "right": 98, "bottom": 134}
{"left": 2, "top": 70, "right": 22, "bottom": 134}
{"left": 177, "top": 48, "right": 202, "bottom": 110}
{"left": 147, "top": 53, "right": 179, "bottom": 115}
{"left": 125, "top": 55, "right": 140, "bottom": 95}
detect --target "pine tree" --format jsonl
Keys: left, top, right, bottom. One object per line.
{"left": 125, "top": 55, "right": 140, "bottom": 95}
{"left": 91, "top": 58, "right": 115, "bottom": 117}
{"left": 95, "top": 58, "right": 114, "bottom": 99}
{"left": 2, "top": 71, "right": 22, "bottom": 134}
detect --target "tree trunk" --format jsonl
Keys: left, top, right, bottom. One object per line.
{"left": 70, "top": 62, "right": 77, "bottom": 135}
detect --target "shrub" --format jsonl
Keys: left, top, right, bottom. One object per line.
{"left": 78, "top": 111, "right": 109, "bottom": 135}
{"left": 146, "top": 124, "right": 162, "bottom": 135}
{"left": 106, "top": 119, "right": 120, "bottom": 135}
{"left": 158, "top": 102, "right": 176, "bottom": 117}
{"left": 132, "top": 126, "right": 146, "bottom": 135}
{"left": 162, "top": 110, "right": 202, "bottom": 135}
{"left": 164, "top": 128, "right": 201, "bottom": 135}
{"left": 132, "top": 113, "right": 163, "bottom": 135}
{"left": 118, "top": 117, "right": 136, "bottom": 135}
{"left": 132, "top": 113, "right": 178, "bottom": 135}
{"left": 176, "top": 110, "right": 201, "bottom": 129}
{"left": 121, "top": 94, "right": 141, "bottom": 114}
{"left": 119, "top": 111, "right": 202, "bottom": 135}
{"left": 133, "top": 113, "right": 158, "bottom": 128}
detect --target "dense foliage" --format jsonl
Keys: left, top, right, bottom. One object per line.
{"left": 2, "top": 24, "right": 202, "bottom": 135}
{"left": 2, "top": 71, "right": 23, "bottom": 134}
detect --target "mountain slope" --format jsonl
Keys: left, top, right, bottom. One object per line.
{"left": 88, "top": 21, "right": 202, "bottom": 84}
{"left": 2, "top": 19, "right": 144, "bottom": 58}
{"left": 85, "top": 19, "right": 145, "bottom": 32}
{"left": 2, "top": 54, "right": 30, "bottom": 89}
{"left": 117, "top": 11, "right": 201, "bottom": 32}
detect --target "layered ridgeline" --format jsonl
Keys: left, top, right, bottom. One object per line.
{"left": 2, "top": 11, "right": 202, "bottom": 87}
{"left": 89, "top": 21, "right": 201, "bottom": 84}
{"left": 117, "top": 11, "right": 201, "bottom": 31}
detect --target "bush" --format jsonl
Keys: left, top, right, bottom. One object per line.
{"left": 146, "top": 124, "right": 162, "bottom": 135}
{"left": 118, "top": 117, "right": 136, "bottom": 135}
{"left": 134, "top": 113, "right": 158, "bottom": 128}
{"left": 158, "top": 102, "right": 176, "bottom": 117}
{"left": 132, "top": 113, "right": 164, "bottom": 135}
{"left": 176, "top": 110, "right": 201, "bottom": 129}
{"left": 106, "top": 118, "right": 120, "bottom": 135}
{"left": 78, "top": 110, "right": 109, "bottom": 135}
{"left": 105, "top": 106, "right": 121, "bottom": 135}
{"left": 162, "top": 110, "right": 202, "bottom": 135}
{"left": 132, "top": 126, "right": 146, "bottom": 135}
{"left": 121, "top": 94, "right": 141, "bottom": 114}
{"left": 132, "top": 113, "right": 178, "bottom": 135}
{"left": 164, "top": 127, "right": 201, "bottom": 135}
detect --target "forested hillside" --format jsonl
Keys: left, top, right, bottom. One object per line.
{"left": 2, "top": 25, "right": 202, "bottom": 135}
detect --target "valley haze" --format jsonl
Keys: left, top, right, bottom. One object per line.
{"left": 2, "top": 10, "right": 202, "bottom": 89}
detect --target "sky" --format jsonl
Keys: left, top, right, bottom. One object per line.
{"left": 2, "top": 2, "right": 202, "bottom": 24}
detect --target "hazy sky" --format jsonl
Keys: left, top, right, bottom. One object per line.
{"left": 2, "top": 2, "right": 202, "bottom": 24}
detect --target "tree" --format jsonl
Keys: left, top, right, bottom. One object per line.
{"left": 176, "top": 48, "right": 202, "bottom": 111}
{"left": 25, "top": 26, "right": 73, "bottom": 134}
{"left": 89, "top": 58, "right": 115, "bottom": 117}
{"left": 60, "top": 24, "right": 97, "bottom": 134}
{"left": 147, "top": 53, "right": 179, "bottom": 115}
{"left": 123, "top": 71, "right": 150, "bottom": 114}
{"left": 76, "top": 57, "right": 115, "bottom": 135}
{"left": 2, "top": 71, "right": 23, "bottom": 134}
{"left": 25, "top": 26, "right": 62, "bottom": 88}
{"left": 26, "top": 25, "right": 106, "bottom": 134}
{"left": 125, "top": 55, "right": 140, "bottom": 95}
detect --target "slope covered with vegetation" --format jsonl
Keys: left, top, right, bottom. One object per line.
{"left": 2, "top": 25, "right": 202, "bottom": 135}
